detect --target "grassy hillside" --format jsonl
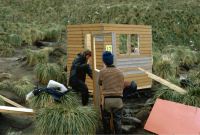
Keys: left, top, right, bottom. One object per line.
{"left": 0, "top": 0, "right": 200, "bottom": 50}
{"left": 0, "top": 1, "right": 200, "bottom": 134}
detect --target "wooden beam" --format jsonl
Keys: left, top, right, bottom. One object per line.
{"left": 0, "top": 95, "right": 25, "bottom": 108}
{"left": 138, "top": 68, "right": 187, "bottom": 94}
{"left": 91, "top": 35, "right": 98, "bottom": 106}
{"left": 0, "top": 106, "right": 34, "bottom": 116}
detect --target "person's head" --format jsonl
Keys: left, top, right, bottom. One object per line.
{"left": 83, "top": 49, "right": 92, "bottom": 60}
{"left": 102, "top": 51, "right": 114, "bottom": 66}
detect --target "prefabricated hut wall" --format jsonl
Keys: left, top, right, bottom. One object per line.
{"left": 67, "top": 24, "right": 152, "bottom": 93}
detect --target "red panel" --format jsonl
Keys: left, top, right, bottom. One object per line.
{"left": 144, "top": 99, "right": 200, "bottom": 135}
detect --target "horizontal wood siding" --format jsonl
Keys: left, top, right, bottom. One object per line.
{"left": 103, "top": 24, "right": 152, "bottom": 89}
{"left": 67, "top": 25, "right": 104, "bottom": 92}
{"left": 67, "top": 24, "right": 152, "bottom": 92}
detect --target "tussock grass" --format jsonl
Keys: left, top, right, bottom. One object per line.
{"left": 188, "top": 70, "right": 200, "bottom": 87}
{"left": 13, "top": 78, "right": 34, "bottom": 99}
{"left": 34, "top": 63, "right": 62, "bottom": 84}
{"left": 154, "top": 59, "right": 175, "bottom": 79}
{"left": 25, "top": 49, "right": 48, "bottom": 66}
{"left": 154, "top": 85, "right": 200, "bottom": 107}
{"left": 58, "top": 71, "right": 68, "bottom": 85}
{"left": 35, "top": 104, "right": 99, "bottom": 135}
{"left": 0, "top": 43, "right": 15, "bottom": 57}
{"left": 164, "top": 46, "right": 198, "bottom": 70}
{"left": 0, "top": 80, "right": 15, "bottom": 92}
{"left": 8, "top": 34, "right": 22, "bottom": 46}
{"left": 29, "top": 91, "right": 80, "bottom": 109}
{"left": 43, "top": 25, "right": 62, "bottom": 41}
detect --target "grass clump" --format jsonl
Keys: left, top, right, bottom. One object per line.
{"left": 13, "top": 78, "right": 35, "bottom": 99}
{"left": 25, "top": 49, "right": 49, "bottom": 66}
{"left": 0, "top": 43, "right": 15, "bottom": 57}
{"left": 8, "top": 34, "right": 22, "bottom": 46}
{"left": 35, "top": 104, "right": 99, "bottom": 135}
{"left": 154, "top": 84, "right": 200, "bottom": 107}
{"left": 0, "top": 80, "right": 15, "bottom": 92}
{"left": 34, "top": 63, "right": 62, "bottom": 84}
{"left": 29, "top": 91, "right": 80, "bottom": 109}
{"left": 154, "top": 58, "right": 175, "bottom": 79}
{"left": 43, "top": 24, "right": 62, "bottom": 41}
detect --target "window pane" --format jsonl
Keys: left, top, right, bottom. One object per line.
{"left": 130, "top": 34, "right": 139, "bottom": 54}
{"left": 119, "top": 34, "right": 128, "bottom": 54}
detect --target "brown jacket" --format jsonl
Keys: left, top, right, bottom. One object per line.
{"left": 98, "top": 66, "right": 124, "bottom": 97}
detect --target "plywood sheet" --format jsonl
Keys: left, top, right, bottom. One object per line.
{"left": 144, "top": 99, "right": 200, "bottom": 134}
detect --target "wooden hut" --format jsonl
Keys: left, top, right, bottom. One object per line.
{"left": 67, "top": 24, "right": 152, "bottom": 93}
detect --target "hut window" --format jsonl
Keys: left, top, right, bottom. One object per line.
{"left": 119, "top": 34, "right": 128, "bottom": 54}
{"left": 129, "top": 34, "right": 139, "bottom": 54}
{"left": 95, "top": 35, "right": 104, "bottom": 42}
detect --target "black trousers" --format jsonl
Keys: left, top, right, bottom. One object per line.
{"left": 70, "top": 79, "right": 89, "bottom": 106}
{"left": 101, "top": 107, "right": 123, "bottom": 134}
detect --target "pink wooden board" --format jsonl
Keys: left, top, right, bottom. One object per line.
{"left": 144, "top": 98, "right": 200, "bottom": 134}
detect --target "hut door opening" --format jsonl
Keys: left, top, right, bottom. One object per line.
{"left": 91, "top": 32, "right": 116, "bottom": 106}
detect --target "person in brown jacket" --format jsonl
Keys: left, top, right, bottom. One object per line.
{"left": 98, "top": 51, "right": 124, "bottom": 134}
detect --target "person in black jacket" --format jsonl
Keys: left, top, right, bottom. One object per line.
{"left": 69, "top": 50, "right": 92, "bottom": 105}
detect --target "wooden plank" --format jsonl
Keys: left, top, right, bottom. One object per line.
{"left": 138, "top": 68, "right": 187, "bottom": 94}
{"left": 139, "top": 48, "right": 152, "bottom": 51}
{"left": 68, "top": 38, "right": 83, "bottom": 41}
{"left": 117, "top": 54, "right": 152, "bottom": 58}
{"left": 68, "top": 27, "right": 103, "bottom": 31}
{"left": 67, "top": 31, "right": 82, "bottom": 34}
{"left": 125, "top": 78, "right": 152, "bottom": 83}
{"left": 103, "top": 24, "right": 151, "bottom": 29}
{"left": 120, "top": 66, "right": 152, "bottom": 72}
{"left": 91, "top": 35, "right": 98, "bottom": 106}
{"left": 137, "top": 85, "right": 152, "bottom": 90}
{"left": 104, "top": 30, "right": 151, "bottom": 35}
{"left": 67, "top": 43, "right": 104, "bottom": 47}
{"left": 0, "top": 106, "right": 34, "bottom": 116}
{"left": 104, "top": 27, "right": 151, "bottom": 32}
{"left": 68, "top": 41, "right": 84, "bottom": 44}
{"left": 68, "top": 52, "right": 103, "bottom": 56}
{"left": 0, "top": 95, "right": 25, "bottom": 108}
{"left": 67, "top": 24, "right": 103, "bottom": 28}
{"left": 67, "top": 24, "right": 151, "bottom": 29}
{"left": 67, "top": 34, "right": 82, "bottom": 38}
{"left": 67, "top": 48, "right": 103, "bottom": 53}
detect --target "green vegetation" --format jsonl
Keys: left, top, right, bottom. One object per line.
{"left": 0, "top": 0, "right": 200, "bottom": 133}
{"left": 0, "top": 98, "right": 4, "bottom": 105}
{"left": 25, "top": 49, "right": 49, "bottom": 66}
{"left": 0, "top": 79, "right": 34, "bottom": 100}
{"left": 13, "top": 78, "right": 34, "bottom": 99}
{"left": 34, "top": 63, "right": 63, "bottom": 84}
{"left": 154, "top": 85, "right": 200, "bottom": 107}
{"left": 0, "top": 0, "right": 199, "bottom": 50}
{"left": 0, "top": 81, "right": 15, "bottom": 92}
{"left": 154, "top": 59, "right": 175, "bottom": 79}
{"left": 0, "top": 43, "right": 15, "bottom": 57}
{"left": 35, "top": 104, "right": 99, "bottom": 135}
{"left": 29, "top": 91, "right": 80, "bottom": 109}
{"left": 30, "top": 91, "right": 98, "bottom": 134}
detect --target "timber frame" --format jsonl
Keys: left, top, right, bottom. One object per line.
{"left": 66, "top": 24, "right": 153, "bottom": 96}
